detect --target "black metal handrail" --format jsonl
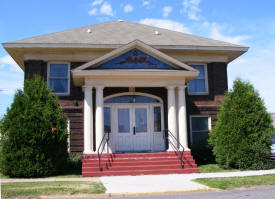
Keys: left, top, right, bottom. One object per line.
{"left": 97, "top": 130, "right": 110, "bottom": 171}
{"left": 163, "top": 129, "right": 185, "bottom": 168}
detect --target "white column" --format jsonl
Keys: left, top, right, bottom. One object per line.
{"left": 95, "top": 86, "right": 104, "bottom": 151}
{"left": 167, "top": 86, "right": 177, "bottom": 151}
{"left": 178, "top": 85, "right": 190, "bottom": 151}
{"left": 83, "top": 86, "right": 93, "bottom": 154}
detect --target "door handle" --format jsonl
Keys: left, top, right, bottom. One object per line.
{"left": 133, "top": 126, "right": 136, "bottom": 135}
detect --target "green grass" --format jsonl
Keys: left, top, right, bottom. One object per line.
{"left": 52, "top": 174, "right": 82, "bottom": 178}
{"left": 0, "top": 173, "right": 81, "bottom": 179}
{"left": 0, "top": 172, "right": 9, "bottom": 179}
{"left": 194, "top": 174, "right": 275, "bottom": 190}
{"left": 1, "top": 181, "right": 106, "bottom": 198}
{"left": 198, "top": 164, "right": 239, "bottom": 173}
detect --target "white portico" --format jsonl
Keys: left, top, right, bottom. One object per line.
{"left": 72, "top": 40, "right": 199, "bottom": 154}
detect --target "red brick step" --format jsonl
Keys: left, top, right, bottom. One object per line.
{"left": 82, "top": 151, "right": 199, "bottom": 177}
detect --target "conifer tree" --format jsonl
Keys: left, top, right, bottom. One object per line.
{"left": 0, "top": 76, "right": 68, "bottom": 177}
{"left": 209, "top": 79, "right": 273, "bottom": 169}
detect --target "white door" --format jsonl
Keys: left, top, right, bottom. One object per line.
{"left": 115, "top": 105, "right": 133, "bottom": 152}
{"left": 115, "top": 105, "right": 151, "bottom": 152}
{"left": 133, "top": 105, "right": 150, "bottom": 152}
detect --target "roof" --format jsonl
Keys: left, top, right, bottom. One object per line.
{"left": 3, "top": 20, "right": 248, "bottom": 51}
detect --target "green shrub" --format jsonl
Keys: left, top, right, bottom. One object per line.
{"left": 0, "top": 76, "right": 68, "bottom": 177}
{"left": 209, "top": 79, "right": 274, "bottom": 170}
{"left": 63, "top": 154, "right": 82, "bottom": 175}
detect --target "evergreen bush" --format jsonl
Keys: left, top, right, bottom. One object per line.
{"left": 0, "top": 76, "right": 68, "bottom": 177}
{"left": 209, "top": 79, "right": 274, "bottom": 170}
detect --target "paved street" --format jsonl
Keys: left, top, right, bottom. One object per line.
{"left": 72, "top": 185, "right": 275, "bottom": 199}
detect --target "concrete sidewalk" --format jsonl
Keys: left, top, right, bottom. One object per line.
{"left": 2, "top": 169, "right": 275, "bottom": 194}
{"left": 100, "top": 169, "right": 275, "bottom": 194}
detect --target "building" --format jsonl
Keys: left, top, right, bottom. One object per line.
{"left": 3, "top": 20, "right": 248, "bottom": 176}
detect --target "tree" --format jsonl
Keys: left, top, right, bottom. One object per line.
{"left": 209, "top": 79, "right": 274, "bottom": 170}
{"left": 0, "top": 76, "right": 68, "bottom": 177}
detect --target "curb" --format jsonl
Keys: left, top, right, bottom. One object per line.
{"left": 39, "top": 188, "right": 217, "bottom": 198}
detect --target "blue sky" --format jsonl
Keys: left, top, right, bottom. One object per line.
{"left": 1, "top": 0, "right": 275, "bottom": 117}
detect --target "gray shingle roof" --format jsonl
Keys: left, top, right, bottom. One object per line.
{"left": 5, "top": 20, "right": 245, "bottom": 49}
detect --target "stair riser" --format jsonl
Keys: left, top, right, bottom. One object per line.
{"left": 83, "top": 152, "right": 192, "bottom": 159}
{"left": 83, "top": 161, "right": 196, "bottom": 167}
{"left": 83, "top": 164, "right": 197, "bottom": 172}
{"left": 83, "top": 157, "right": 195, "bottom": 162}
{"left": 82, "top": 168, "right": 199, "bottom": 177}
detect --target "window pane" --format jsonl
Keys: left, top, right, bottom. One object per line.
{"left": 192, "top": 117, "right": 209, "bottom": 132}
{"left": 104, "top": 107, "right": 111, "bottom": 132}
{"left": 154, "top": 107, "right": 161, "bottom": 132}
{"left": 118, "top": 108, "right": 130, "bottom": 133}
{"left": 192, "top": 131, "right": 209, "bottom": 145}
{"left": 49, "top": 79, "right": 68, "bottom": 93}
{"left": 105, "top": 95, "right": 159, "bottom": 103}
{"left": 188, "top": 65, "right": 207, "bottom": 93}
{"left": 135, "top": 96, "right": 159, "bottom": 103}
{"left": 188, "top": 79, "right": 206, "bottom": 93}
{"left": 135, "top": 108, "right": 147, "bottom": 133}
{"left": 191, "top": 65, "right": 205, "bottom": 78}
{"left": 49, "top": 63, "right": 68, "bottom": 77}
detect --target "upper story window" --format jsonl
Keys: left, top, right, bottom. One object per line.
{"left": 188, "top": 64, "right": 208, "bottom": 94}
{"left": 48, "top": 63, "right": 70, "bottom": 95}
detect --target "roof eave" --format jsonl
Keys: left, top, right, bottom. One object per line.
{"left": 2, "top": 43, "right": 249, "bottom": 52}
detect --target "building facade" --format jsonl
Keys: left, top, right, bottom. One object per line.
{"left": 3, "top": 20, "right": 248, "bottom": 176}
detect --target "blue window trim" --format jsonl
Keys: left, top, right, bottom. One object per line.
{"left": 188, "top": 64, "right": 208, "bottom": 95}
{"left": 47, "top": 62, "right": 70, "bottom": 96}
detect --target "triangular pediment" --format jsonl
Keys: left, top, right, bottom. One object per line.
{"left": 73, "top": 40, "right": 198, "bottom": 72}
{"left": 87, "top": 48, "right": 175, "bottom": 70}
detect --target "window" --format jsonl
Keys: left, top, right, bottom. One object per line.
{"left": 104, "top": 107, "right": 111, "bottom": 132}
{"left": 190, "top": 116, "right": 211, "bottom": 146}
{"left": 104, "top": 95, "right": 159, "bottom": 103}
{"left": 153, "top": 106, "right": 161, "bottom": 132}
{"left": 188, "top": 64, "right": 208, "bottom": 94}
{"left": 48, "top": 63, "right": 70, "bottom": 95}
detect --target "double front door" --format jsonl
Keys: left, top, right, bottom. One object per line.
{"left": 104, "top": 99, "right": 165, "bottom": 153}
{"left": 116, "top": 104, "right": 151, "bottom": 152}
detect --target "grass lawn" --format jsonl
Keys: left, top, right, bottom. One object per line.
{"left": 0, "top": 173, "right": 82, "bottom": 179}
{"left": 1, "top": 181, "right": 106, "bottom": 198}
{"left": 194, "top": 174, "right": 275, "bottom": 190}
{"left": 198, "top": 164, "right": 239, "bottom": 173}
{"left": 52, "top": 174, "right": 82, "bottom": 178}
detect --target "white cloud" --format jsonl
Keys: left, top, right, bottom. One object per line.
{"left": 124, "top": 4, "right": 133, "bottom": 13}
{"left": 0, "top": 55, "right": 22, "bottom": 72}
{"left": 0, "top": 71, "right": 23, "bottom": 95}
{"left": 182, "top": 0, "right": 201, "bottom": 21}
{"left": 140, "top": 18, "right": 191, "bottom": 34}
{"left": 208, "top": 23, "right": 247, "bottom": 44}
{"left": 88, "top": 8, "right": 97, "bottom": 16}
{"left": 100, "top": 2, "right": 114, "bottom": 16}
{"left": 162, "top": 6, "right": 172, "bottom": 17}
{"left": 92, "top": 0, "right": 103, "bottom": 6}
{"left": 142, "top": 0, "right": 150, "bottom": 6}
